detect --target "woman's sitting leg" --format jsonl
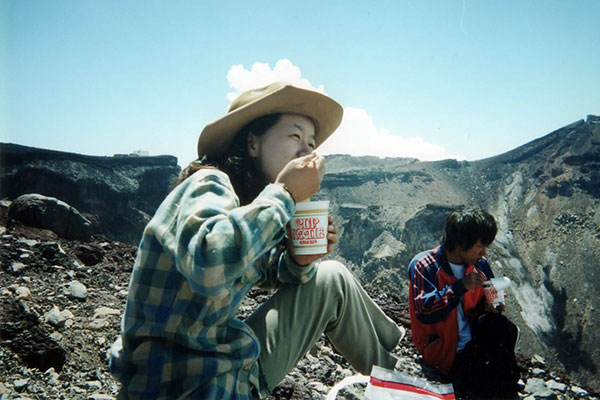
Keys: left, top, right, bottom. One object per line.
{"left": 245, "top": 260, "right": 402, "bottom": 392}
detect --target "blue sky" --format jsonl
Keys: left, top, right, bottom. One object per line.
{"left": 2, "top": 0, "right": 599, "bottom": 167}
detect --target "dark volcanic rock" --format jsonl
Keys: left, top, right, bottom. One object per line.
{"left": 72, "top": 243, "right": 105, "bottom": 266}
{"left": 0, "top": 297, "right": 66, "bottom": 372}
{"left": 0, "top": 143, "right": 181, "bottom": 244}
{"left": 8, "top": 193, "right": 93, "bottom": 241}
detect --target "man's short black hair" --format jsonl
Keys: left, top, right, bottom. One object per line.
{"left": 441, "top": 208, "right": 497, "bottom": 252}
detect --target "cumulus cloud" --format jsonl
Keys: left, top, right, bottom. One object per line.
{"left": 318, "top": 107, "right": 464, "bottom": 161}
{"left": 226, "top": 59, "right": 462, "bottom": 161}
{"left": 226, "top": 59, "right": 324, "bottom": 101}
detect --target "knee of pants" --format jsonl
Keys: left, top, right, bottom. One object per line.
{"left": 312, "top": 260, "right": 358, "bottom": 297}
{"left": 315, "top": 260, "right": 354, "bottom": 287}
{"left": 313, "top": 260, "right": 355, "bottom": 324}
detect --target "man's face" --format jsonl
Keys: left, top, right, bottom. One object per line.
{"left": 457, "top": 239, "right": 488, "bottom": 266}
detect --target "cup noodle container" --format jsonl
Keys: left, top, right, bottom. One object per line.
{"left": 289, "top": 201, "right": 329, "bottom": 255}
{"left": 483, "top": 277, "right": 511, "bottom": 307}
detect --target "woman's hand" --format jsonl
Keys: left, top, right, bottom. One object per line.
{"left": 289, "top": 216, "right": 338, "bottom": 266}
{"left": 275, "top": 153, "right": 325, "bottom": 202}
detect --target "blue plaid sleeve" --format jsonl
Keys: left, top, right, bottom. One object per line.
{"left": 148, "top": 169, "right": 296, "bottom": 297}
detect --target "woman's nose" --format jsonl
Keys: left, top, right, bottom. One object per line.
{"left": 296, "top": 143, "right": 312, "bottom": 157}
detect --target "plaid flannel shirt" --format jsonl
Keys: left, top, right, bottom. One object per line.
{"left": 109, "top": 169, "right": 317, "bottom": 399}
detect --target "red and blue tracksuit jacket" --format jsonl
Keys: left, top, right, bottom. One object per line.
{"left": 408, "top": 245, "right": 494, "bottom": 375}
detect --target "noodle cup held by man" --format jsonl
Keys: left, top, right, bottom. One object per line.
{"left": 483, "top": 277, "right": 511, "bottom": 307}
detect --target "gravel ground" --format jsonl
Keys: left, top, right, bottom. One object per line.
{"left": 1, "top": 208, "right": 597, "bottom": 400}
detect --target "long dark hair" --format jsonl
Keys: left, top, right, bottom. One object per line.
{"left": 172, "top": 113, "right": 282, "bottom": 205}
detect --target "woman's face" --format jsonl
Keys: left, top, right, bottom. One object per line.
{"left": 248, "top": 114, "right": 316, "bottom": 183}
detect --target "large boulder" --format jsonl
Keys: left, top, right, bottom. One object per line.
{"left": 8, "top": 193, "right": 93, "bottom": 241}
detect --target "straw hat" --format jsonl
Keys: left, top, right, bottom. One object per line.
{"left": 197, "top": 82, "right": 344, "bottom": 158}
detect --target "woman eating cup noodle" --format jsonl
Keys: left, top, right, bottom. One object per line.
{"left": 109, "top": 82, "right": 405, "bottom": 399}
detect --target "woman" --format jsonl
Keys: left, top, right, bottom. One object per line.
{"left": 110, "top": 82, "right": 403, "bottom": 399}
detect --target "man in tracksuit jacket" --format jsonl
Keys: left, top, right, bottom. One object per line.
{"left": 408, "top": 208, "right": 520, "bottom": 399}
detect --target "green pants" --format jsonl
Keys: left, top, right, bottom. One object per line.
{"left": 245, "top": 260, "right": 402, "bottom": 393}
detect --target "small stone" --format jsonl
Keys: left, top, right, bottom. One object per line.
{"left": 524, "top": 378, "right": 557, "bottom": 399}
{"left": 525, "top": 378, "right": 547, "bottom": 393}
{"left": 532, "top": 354, "right": 546, "bottom": 367}
{"left": 93, "top": 306, "right": 121, "bottom": 318}
{"left": 17, "top": 238, "right": 39, "bottom": 247}
{"left": 571, "top": 386, "right": 589, "bottom": 397}
{"left": 89, "top": 319, "right": 109, "bottom": 330}
{"left": 15, "top": 286, "right": 31, "bottom": 299}
{"left": 532, "top": 367, "right": 546, "bottom": 376}
{"left": 85, "top": 381, "right": 102, "bottom": 391}
{"left": 11, "top": 262, "right": 27, "bottom": 273}
{"left": 45, "top": 368, "right": 60, "bottom": 386}
{"left": 13, "top": 378, "right": 29, "bottom": 392}
{"left": 65, "top": 280, "right": 87, "bottom": 300}
{"left": 305, "top": 354, "right": 319, "bottom": 364}
{"left": 546, "top": 380, "right": 566, "bottom": 392}
{"left": 44, "top": 305, "right": 74, "bottom": 327}
{"left": 308, "top": 381, "right": 329, "bottom": 393}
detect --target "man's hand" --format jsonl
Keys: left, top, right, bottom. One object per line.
{"left": 289, "top": 216, "right": 338, "bottom": 266}
{"left": 462, "top": 272, "right": 484, "bottom": 290}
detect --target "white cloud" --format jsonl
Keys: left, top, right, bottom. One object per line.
{"left": 225, "top": 60, "right": 462, "bottom": 161}
{"left": 226, "top": 59, "right": 324, "bottom": 101}
{"left": 319, "top": 107, "right": 464, "bottom": 161}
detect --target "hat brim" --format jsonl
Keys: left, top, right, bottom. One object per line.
{"left": 197, "top": 84, "right": 343, "bottom": 158}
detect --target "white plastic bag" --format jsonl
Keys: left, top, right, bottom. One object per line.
{"left": 365, "top": 366, "right": 455, "bottom": 400}
{"left": 326, "top": 366, "right": 455, "bottom": 400}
